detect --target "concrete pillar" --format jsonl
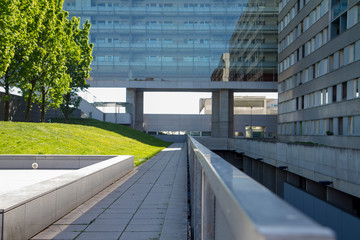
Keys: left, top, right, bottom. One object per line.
{"left": 126, "top": 88, "right": 144, "bottom": 131}
{"left": 276, "top": 169, "right": 287, "bottom": 198}
{"left": 211, "top": 90, "right": 234, "bottom": 137}
{"left": 262, "top": 164, "right": 276, "bottom": 193}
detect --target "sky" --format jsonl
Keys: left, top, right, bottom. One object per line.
{"left": 1, "top": 86, "right": 278, "bottom": 114}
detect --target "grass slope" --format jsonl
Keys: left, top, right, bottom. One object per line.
{"left": 0, "top": 118, "right": 171, "bottom": 166}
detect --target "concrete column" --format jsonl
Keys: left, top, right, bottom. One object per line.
{"left": 262, "top": 164, "right": 276, "bottom": 193}
{"left": 126, "top": 88, "right": 144, "bottom": 131}
{"left": 276, "top": 169, "right": 287, "bottom": 198}
{"left": 211, "top": 90, "right": 234, "bottom": 137}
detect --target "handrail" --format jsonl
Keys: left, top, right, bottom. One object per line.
{"left": 187, "top": 135, "right": 335, "bottom": 240}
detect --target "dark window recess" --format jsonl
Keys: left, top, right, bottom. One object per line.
{"left": 329, "top": 118, "right": 334, "bottom": 132}
{"left": 301, "top": 96, "right": 304, "bottom": 109}
{"left": 296, "top": 98, "right": 299, "bottom": 110}
{"left": 342, "top": 82, "right": 347, "bottom": 100}
{"left": 333, "top": 85, "right": 337, "bottom": 102}
{"left": 338, "top": 117, "right": 343, "bottom": 135}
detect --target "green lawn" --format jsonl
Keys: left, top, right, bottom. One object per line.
{"left": 0, "top": 118, "right": 171, "bottom": 166}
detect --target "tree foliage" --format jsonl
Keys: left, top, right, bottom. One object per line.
{"left": 0, "top": 0, "right": 20, "bottom": 76}
{"left": 0, "top": 0, "right": 47, "bottom": 120}
{"left": 0, "top": 0, "right": 93, "bottom": 122}
{"left": 61, "top": 18, "right": 93, "bottom": 122}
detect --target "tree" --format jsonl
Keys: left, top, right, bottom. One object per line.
{"left": 0, "top": 0, "right": 45, "bottom": 121}
{"left": 0, "top": 0, "right": 19, "bottom": 77}
{"left": 34, "top": 2, "right": 72, "bottom": 122}
{"left": 0, "top": 0, "right": 19, "bottom": 121}
{"left": 19, "top": 0, "right": 71, "bottom": 122}
{"left": 61, "top": 18, "right": 93, "bottom": 122}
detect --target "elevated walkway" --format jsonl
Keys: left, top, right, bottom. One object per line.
{"left": 31, "top": 143, "right": 188, "bottom": 240}
{"left": 31, "top": 139, "right": 335, "bottom": 240}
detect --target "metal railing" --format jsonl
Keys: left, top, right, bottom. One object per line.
{"left": 187, "top": 136, "right": 335, "bottom": 240}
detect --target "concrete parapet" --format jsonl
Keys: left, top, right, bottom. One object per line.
{"left": 0, "top": 155, "right": 134, "bottom": 240}
{"left": 226, "top": 139, "right": 360, "bottom": 199}
{"left": 0, "top": 155, "right": 114, "bottom": 169}
{"left": 188, "top": 136, "right": 335, "bottom": 240}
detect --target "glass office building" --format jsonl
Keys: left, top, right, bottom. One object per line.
{"left": 211, "top": 0, "right": 278, "bottom": 82}
{"left": 63, "top": 0, "right": 276, "bottom": 84}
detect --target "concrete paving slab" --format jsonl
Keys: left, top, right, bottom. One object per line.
{"left": 31, "top": 143, "right": 188, "bottom": 240}
{"left": 119, "top": 231, "right": 161, "bottom": 240}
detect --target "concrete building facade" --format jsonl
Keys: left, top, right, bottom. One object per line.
{"left": 277, "top": 0, "right": 360, "bottom": 149}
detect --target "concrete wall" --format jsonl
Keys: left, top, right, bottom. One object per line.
{"left": 0, "top": 155, "right": 134, "bottom": 240}
{"left": 144, "top": 114, "right": 211, "bottom": 132}
{"left": 219, "top": 138, "right": 360, "bottom": 199}
{"left": 206, "top": 142, "right": 360, "bottom": 240}
{"left": 0, "top": 155, "right": 114, "bottom": 169}
{"left": 78, "top": 98, "right": 104, "bottom": 121}
{"left": 0, "top": 92, "right": 80, "bottom": 122}
{"left": 151, "top": 134, "right": 187, "bottom": 143}
{"left": 143, "top": 114, "right": 277, "bottom": 136}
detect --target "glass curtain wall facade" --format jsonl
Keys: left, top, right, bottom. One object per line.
{"left": 229, "top": 0, "right": 278, "bottom": 82}
{"left": 63, "top": 0, "right": 258, "bottom": 83}
{"left": 210, "top": 0, "right": 278, "bottom": 82}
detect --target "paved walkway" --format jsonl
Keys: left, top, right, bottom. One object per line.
{"left": 31, "top": 143, "right": 188, "bottom": 240}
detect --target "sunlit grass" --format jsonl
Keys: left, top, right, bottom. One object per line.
{"left": 0, "top": 118, "right": 171, "bottom": 166}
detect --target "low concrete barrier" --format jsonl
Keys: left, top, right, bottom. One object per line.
{"left": 188, "top": 136, "right": 335, "bottom": 240}
{"left": 0, "top": 155, "right": 114, "bottom": 169}
{"left": 0, "top": 155, "right": 133, "bottom": 240}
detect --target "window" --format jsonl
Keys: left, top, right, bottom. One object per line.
{"left": 329, "top": 118, "right": 334, "bottom": 132}
{"left": 332, "top": 85, "right": 337, "bottom": 102}
{"left": 339, "top": 49, "right": 344, "bottom": 67}
{"left": 301, "top": 95, "right": 304, "bottom": 109}
{"left": 162, "top": 56, "right": 173, "bottom": 62}
{"left": 355, "top": 40, "right": 360, "bottom": 61}
{"left": 349, "top": 116, "right": 354, "bottom": 134}
{"left": 344, "top": 44, "right": 355, "bottom": 65}
{"left": 338, "top": 117, "right": 343, "bottom": 135}
{"left": 342, "top": 82, "right": 347, "bottom": 100}
{"left": 325, "top": 89, "right": 329, "bottom": 104}
{"left": 347, "top": 4, "right": 359, "bottom": 28}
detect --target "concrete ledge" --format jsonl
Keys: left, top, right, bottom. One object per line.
{"left": 0, "top": 155, "right": 134, "bottom": 240}
{"left": 227, "top": 138, "right": 360, "bottom": 199}
{"left": 0, "top": 155, "right": 115, "bottom": 169}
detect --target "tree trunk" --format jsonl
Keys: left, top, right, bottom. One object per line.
{"left": 25, "top": 83, "right": 35, "bottom": 122}
{"left": 41, "top": 86, "right": 46, "bottom": 122}
{"left": 4, "top": 73, "right": 10, "bottom": 121}
{"left": 63, "top": 92, "right": 71, "bottom": 123}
